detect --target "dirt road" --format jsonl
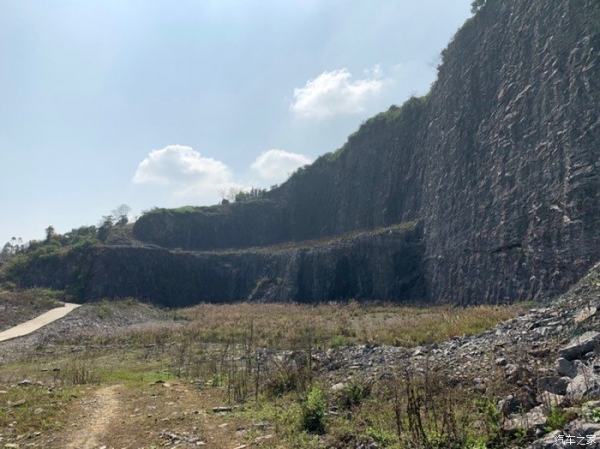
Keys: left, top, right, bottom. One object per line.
{"left": 0, "top": 303, "right": 81, "bottom": 342}
{"left": 66, "top": 385, "right": 121, "bottom": 449}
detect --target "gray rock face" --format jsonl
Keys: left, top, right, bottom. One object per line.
{"left": 14, "top": 224, "right": 426, "bottom": 306}
{"left": 128, "top": 0, "right": 599, "bottom": 306}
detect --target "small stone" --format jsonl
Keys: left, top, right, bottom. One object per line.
{"left": 7, "top": 400, "right": 26, "bottom": 407}
{"left": 330, "top": 382, "right": 347, "bottom": 392}
{"left": 254, "top": 434, "right": 273, "bottom": 444}
{"left": 212, "top": 406, "right": 233, "bottom": 413}
{"left": 17, "top": 380, "right": 31, "bottom": 387}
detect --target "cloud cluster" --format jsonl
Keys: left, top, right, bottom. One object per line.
{"left": 133, "top": 145, "right": 313, "bottom": 199}
{"left": 133, "top": 145, "right": 236, "bottom": 197}
{"left": 251, "top": 149, "right": 312, "bottom": 181}
{"left": 290, "top": 66, "right": 383, "bottom": 119}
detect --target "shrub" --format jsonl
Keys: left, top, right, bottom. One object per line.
{"left": 301, "top": 385, "right": 326, "bottom": 433}
{"left": 340, "top": 377, "right": 372, "bottom": 409}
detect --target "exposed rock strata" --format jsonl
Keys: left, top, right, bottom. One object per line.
{"left": 14, "top": 224, "right": 425, "bottom": 306}
{"left": 130, "top": 0, "right": 599, "bottom": 305}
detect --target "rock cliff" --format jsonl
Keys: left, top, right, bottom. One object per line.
{"left": 7, "top": 0, "right": 599, "bottom": 306}
{"left": 130, "top": 0, "right": 599, "bottom": 305}
{"left": 12, "top": 224, "right": 425, "bottom": 306}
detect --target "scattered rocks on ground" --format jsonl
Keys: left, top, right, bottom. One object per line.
{"left": 160, "top": 430, "right": 205, "bottom": 446}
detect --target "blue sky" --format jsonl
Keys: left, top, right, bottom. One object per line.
{"left": 0, "top": 0, "right": 472, "bottom": 244}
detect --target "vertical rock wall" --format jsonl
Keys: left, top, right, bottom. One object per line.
{"left": 94, "top": 0, "right": 600, "bottom": 304}
{"left": 420, "top": 0, "right": 599, "bottom": 302}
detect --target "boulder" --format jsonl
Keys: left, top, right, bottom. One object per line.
{"left": 537, "top": 376, "right": 571, "bottom": 395}
{"left": 565, "top": 368, "right": 600, "bottom": 402}
{"left": 559, "top": 332, "right": 600, "bottom": 361}
{"left": 555, "top": 358, "right": 577, "bottom": 378}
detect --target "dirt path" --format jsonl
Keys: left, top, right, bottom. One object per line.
{"left": 67, "top": 385, "right": 121, "bottom": 449}
{"left": 0, "top": 303, "right": 81, "bottom": 342}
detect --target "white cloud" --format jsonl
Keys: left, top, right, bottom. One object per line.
{"left": 290, "top": 66, "right": 383, "bottom": 119}
{"left": 133, "top": 145, "right": 239, "bottom": 197}
{"left": 251, "top": 149, "right": 312, "bottom": 181}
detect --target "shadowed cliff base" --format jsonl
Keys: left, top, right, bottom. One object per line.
{"left": 5, "top": 223, "right": 426, "bottom": 307}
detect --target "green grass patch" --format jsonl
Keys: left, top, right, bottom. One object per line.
{"left": 0, "top": 384, "right": 80, "bottom": 436}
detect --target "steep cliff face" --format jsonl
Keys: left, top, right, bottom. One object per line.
{"left": 11, "top": 224, "right": 424, "bottom": 306}
{"left": 133, "top": 98, "right": 426, "bottom": 249}
{"left": 421, "top": 0, "right": 599, "bottom": 302}
{"left": 129, "top": 0, "right": 599, "bottom": 305}
{"left": 9, "top": 0, "right": 598, "bottom": 306}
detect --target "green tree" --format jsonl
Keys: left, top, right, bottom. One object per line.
{"left": 97, "top": 216, "right": 114, "bottom": 243}
{"left": 45, "top": 225, "right": 56, "bottom": 242}
{"left": 471, "top": 0, "right": 486, "bottom": 14}
{"left": 234, "top": 187, "right": 266, "bottom": 203}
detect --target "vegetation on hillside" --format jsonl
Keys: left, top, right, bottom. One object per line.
{"left": 471, "top": 0, "right": 487, "bottom": 14}
{"left": 0, "top": 206, "right": 135, "bottom": 297}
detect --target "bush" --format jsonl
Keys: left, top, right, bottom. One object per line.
{"left": 340, "top": 377, "right": 372, "bottom": 409}
{"left": 301, "top": 385, "right": 326, "bottom": 433}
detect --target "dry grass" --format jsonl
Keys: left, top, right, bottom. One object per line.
{"left": 0, "top": 298, "right": 529, "bottom": 448}
{"left": 169, "top": 301, "right": 524, "bottom": 349}
{"left": 0, "top": 382, "right": 80, "bottom": 440}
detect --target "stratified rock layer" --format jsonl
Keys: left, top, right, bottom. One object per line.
{"left": 15, "top": 224, "right": 426, "bottom": 306}
{"left": 130, "top": 0, "right": 599, "bottom": 304}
